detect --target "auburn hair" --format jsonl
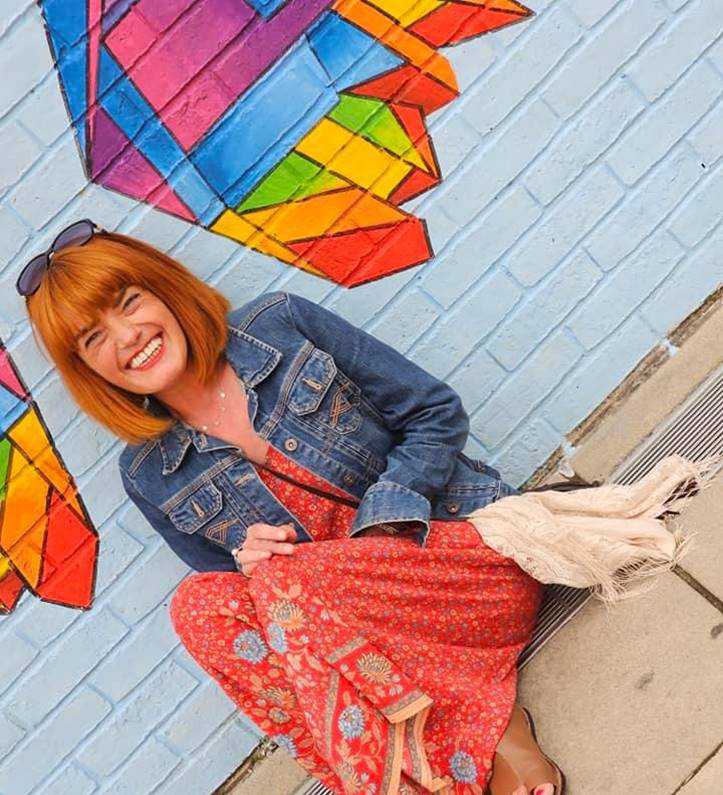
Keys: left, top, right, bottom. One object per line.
{"left": 24, "top": 230, "right": 231, "bottom": 446}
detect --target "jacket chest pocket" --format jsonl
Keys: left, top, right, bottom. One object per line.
{"left": 167, "top": 480, "right": 245, "bottom": 549}
{"left": 288, "top": 347, "right": 362, "bottom": 435}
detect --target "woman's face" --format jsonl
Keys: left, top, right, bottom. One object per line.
{"left": 75, "top": 285, "right": 188, "bottom": 395}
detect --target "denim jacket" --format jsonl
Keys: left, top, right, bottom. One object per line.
{"left": 118, "top": 291, "right": 512, "bottom": 572}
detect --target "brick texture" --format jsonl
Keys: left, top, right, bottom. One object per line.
{"left": 0, "top": 1, "right": 721, "bottom": 793}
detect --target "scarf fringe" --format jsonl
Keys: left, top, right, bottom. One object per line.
{"left": 467, "top": 454, "right": 722, "bottom": 607}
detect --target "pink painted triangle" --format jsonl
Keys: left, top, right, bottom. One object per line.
{"left": 0, "top": 349, "right": 26, "bottom": 400}
{"left": 91, "top": 109, "right": 196, "bottom": 222}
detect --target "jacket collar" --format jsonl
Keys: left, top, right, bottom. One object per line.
{"left": 147, "top": 321, "right": 282, "bottom": 475}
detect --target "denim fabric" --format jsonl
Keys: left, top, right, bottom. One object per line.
{"left": 118, "top": 291, "right": 513, "bottom": 572}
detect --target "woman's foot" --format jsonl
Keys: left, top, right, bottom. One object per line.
{"left": 488, "top": 703, "right": 561, "bottom": 795}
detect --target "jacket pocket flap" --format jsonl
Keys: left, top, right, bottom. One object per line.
{"left": 288, "top": 348, "right": 337, "bottom": 415}
{"left": 168, "top": 480, "right": 223, "bottom": 534}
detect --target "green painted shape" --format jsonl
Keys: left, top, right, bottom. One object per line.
{"left": 0, "top": 438, "right": 10, "bottom": 502}
{"left": 328, "top": 94, "right": 413, "bottom": 159}
{"left": 236, "top": 152, "right": 346, "bottom": 213}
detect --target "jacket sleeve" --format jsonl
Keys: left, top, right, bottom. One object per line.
{"left": 283, "top": 291, "right": 470, "bottom": 545}
{"left": 119, "top": 469, "right": 238, "bottom": 572}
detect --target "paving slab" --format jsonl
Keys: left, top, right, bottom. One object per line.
{"left": 516, "top": 571, "right": 723, "bottom": 795}
{"left": 228, "top": 748, "right": 308, "bottom": 795}
{"left": 678, "top": 744, "right": 723, "bottom": 795}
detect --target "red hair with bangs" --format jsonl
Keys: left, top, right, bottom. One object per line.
{"left": 24, "top": 231, "right": 231, "bottom": 446}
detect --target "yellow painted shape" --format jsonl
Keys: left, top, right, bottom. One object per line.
{"left": 211, "top": 211, "right": 324, "bottom": 276}
{"left": 365, "top": 0, "right": 443, "bottom": 26}
{"left": 0, "top": 551, "right": 11, "bottom": 579}
{"left": 296, "top": 119, "right": 413, "bottom": 197}
{"left": 241, "top": 189, "right": 406, "bottom": 242}
{"left": 8, "top": 407, "right": 71, "bottom": 498}
{"left": 1, "top": 446, "right": 48, "bottom": 588}
{"left": 333, "top": 0, "right": 457, "bottom": 91}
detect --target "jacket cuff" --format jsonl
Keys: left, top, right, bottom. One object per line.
{"left": 349, "top": 481, "right": 431, "bottom": 547}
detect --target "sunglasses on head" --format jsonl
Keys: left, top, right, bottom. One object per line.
{"left": 16, "top": 218, "right": 102, "bottom": 297}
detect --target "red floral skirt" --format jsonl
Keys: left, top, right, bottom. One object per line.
{"left": 170, "top": 448, "right": 543, "bottom": 794}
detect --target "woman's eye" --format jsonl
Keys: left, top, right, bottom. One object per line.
{"left": 123, "top": 293, "right": 140, "bottom": 310}
{"left": 85, "top": 331, "right": 101, "bottom": 347}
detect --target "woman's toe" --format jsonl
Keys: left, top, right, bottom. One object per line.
{"left": 532, "top": 785, "right": 555, "bottom": 795}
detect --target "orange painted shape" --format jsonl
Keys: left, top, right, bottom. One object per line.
{"left": 288, "top": 216, "right": 431, "bottom": 286}
{"left": 350, "top": 64, "right": 457, "bottom": 115}
{"left": 0, "top": 566, "right": 25, "bottom": 612}
{"left": 1, "top": 445, "right": 49, "bottom": 588}
{"left": 333, "top": 0, "right": 458, "bottom": 91}
{"left": 410, "top": 1, "right": 533, "bottom": 47}
{"left": 36, "top": 489, "right": 98, "bottom": 608}
{"left": 389, "top": 102, "right": 439, "bottom": 177}
{"left": 7, "top": 407, "right": 71, "bottom": 498}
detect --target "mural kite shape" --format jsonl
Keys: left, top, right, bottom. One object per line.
{"left": 0, "top": 343, "right": 98, "bottom": 613}
{"left": 40, "top": 0, "right": 533, "bottom": 286}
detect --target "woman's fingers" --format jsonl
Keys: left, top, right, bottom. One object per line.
{"left": 242, "top": 523, "right": 297, "bottom": 557}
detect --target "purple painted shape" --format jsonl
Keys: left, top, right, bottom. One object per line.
{"left": 90, "top": 108, "right": 128, "bottom": 178}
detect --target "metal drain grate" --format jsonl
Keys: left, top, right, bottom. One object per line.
{"left": 295, "top": 363, "right": 723, "bottom": 795}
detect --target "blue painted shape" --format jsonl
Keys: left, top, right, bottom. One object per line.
{"left": 0, "top": 386, "right": 26, "bottom": 435}
{"left": 98, "top": 49, "right": 224, "bottom": 224}
{"left": 245, "top": 0, "right": 289, "bottom": 18}
{"left": 307, "top": 11, "right": 402, "bottom": 92}
{"left": 190, "top": 38, "right": 338, "bottom": 207}
{"left": 41, "top": 0, "right": 88, "bottom": 154}
{"left": 102, "top": 0, "right": 139, "bottom": 35}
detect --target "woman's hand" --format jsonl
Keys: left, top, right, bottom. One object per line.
{"left": 232, "top": 522, "right": 297, "bottom": 577}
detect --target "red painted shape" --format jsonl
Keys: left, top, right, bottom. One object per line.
{"left": 0, "top": 568, "right": 25, "bottom": 612}
{"left": 350, "top": 65, "right": 457, "bottom": 115}
{"left": 389, "top": 167, "right": 439, "bottom": 206}
{"left": 35, "top": 490, "right": 98, "bottom": 609}
{"left": 288, "top": 217, "right": 431, "bottom": 287}
{"left": 410, "top": 3, "right": 532, "bottom": 47}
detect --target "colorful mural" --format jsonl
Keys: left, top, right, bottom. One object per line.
{"left": 40, "top": 0, "right": 533, "bottom": 286}
{"left": 0, "top": 342, "right": 98, "bottom": 613}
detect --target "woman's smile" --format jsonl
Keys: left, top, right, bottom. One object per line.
{"left": 127, "top": 332, "right": 164, "bottom": 371}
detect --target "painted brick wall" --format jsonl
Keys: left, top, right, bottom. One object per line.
{"left": 1, "top": 1, "right": 721, "bottom": 793}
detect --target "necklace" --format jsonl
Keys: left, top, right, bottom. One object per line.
{"left": 200, "top": 387, "right": 226, "bottom": 432}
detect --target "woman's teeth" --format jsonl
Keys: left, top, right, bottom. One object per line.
{"left": 129, "top": 335, "right": 162, "bottom": 369}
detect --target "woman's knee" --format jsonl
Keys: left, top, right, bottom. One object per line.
{"left": 169, "top": 570, "right": 243, "bottom": 642}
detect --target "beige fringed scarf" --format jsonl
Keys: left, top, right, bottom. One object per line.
{"left": 466, "top": 454, "right": 721, "bottom": 607}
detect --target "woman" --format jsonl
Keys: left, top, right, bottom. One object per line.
{"left": 19, "top": 220, "right": 564, "bottom": 795}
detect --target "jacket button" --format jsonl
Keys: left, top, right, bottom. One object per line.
{"left": 284, "top": 438, "right": 298, "bottom": 452}
{"left": 343, "top": 473, "right": 355, "bottom": 486}
{"left": 447, "top": 502, "right": 460, "bottom": 514}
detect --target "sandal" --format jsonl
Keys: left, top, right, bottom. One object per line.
{"left": 486, "top": 704, "right": 565, "bottom": 795}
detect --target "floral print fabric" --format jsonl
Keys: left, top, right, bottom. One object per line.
{"left": 170, "top": 446, "right": 543, "bottom": 794}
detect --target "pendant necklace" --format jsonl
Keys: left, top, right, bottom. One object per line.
{"left": 200, "top": 388, "right": 226, "bottom": 432}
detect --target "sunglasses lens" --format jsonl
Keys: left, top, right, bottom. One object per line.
{"left": 17, "top": 254, "right": 49, "bottom": 296}
{"left": 53, "top": 220, "right": 94, "bottom": 251}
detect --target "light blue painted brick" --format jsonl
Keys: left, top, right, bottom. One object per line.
{"left": 367, "top": 289, "right": 439, "bottom": 353}
{"left": 0, "top": 634, "right": 37, "bottom": 689}
{"left": 34, "top": 375, "right": 80, "bottom": 438}
{"left": 57, "top": 417, "right": 119, "bottom": 477}
{"left": 607, "top": 60, "right": 722, "bottom": 185}
{"left": 409, "top": 271, "right": 521, "bottom": 379}
{"left": 640, "top": 222, "right": 723, "bottom": 334}
{"left": 103, "top": 737, "right": 179, "bottom": 795}
{"left": 0, "top": 689, "right": 110, "bottom": 795}
{"left": 158, "top": 680, "right": 235, "bottom": 754}
{"left": 209, "top": 248, "right": 285, "bottom": 304}
{"left": 0, "top": 714, "right": 24, "bottom": 758}
{"left": 120, "top": 207, "right": 195, "bottom": 252}
{"left": 445, "top": 99, "right": 560, "bottom": 227}
{"left": 75, "top": 455, "right": 128, "bottom": 527}
{"left": 0, "top": 13, "right": 52, "bottom": 118}
{"left": 7, "top": 327, "right": 55, "bottom": 388}
{"left": 447, "top": 347, "right": 506, "bottom": 416}
{"left": 687, "top": 100, "right": 723, "bottom": 166}
{"left": 89, "top": 608, "right": 179, "bottom": 703}
{"left": 491, "top": 419, "right": 561, "bottom": 487}
{"left": 418, "top": 204, "right": 458, "bottom": 252}
{"left": 422, "top": 186, "right": 541, "bottom": 308}
{"left": 565, "top": 0, "right": 620, "bottom": 27}
{"left": 108, "top": 544, "right": 189, "bottom": 624}
{"left": 16, "top": 599, "right": 80, "bottom": 647}
{"left": 14, "top": 75, "right": 71, "bottom": 147}
{"left": 543, "top": 316, "right": 661, "bottom": 432}
{"left": 444, "top": 34, "right": 496, "bottom": 93}
{"left": 0, "top": 121, "right": 41, "bottom": 191}
{"left": 94, "top": 524, "right": 145, "bottom": 594}
{"left": 628, "top": 0, "right": 721, "bottom": 101}
{"left": 669, "top": 160, "right": 723, "bottom": 247}
{"left": 0, "top": 205, "right": 29, "bottom": 264}
{"left": 508, "top": 166, "right": 624, "bottom": 286}
{"left": 8, "top": 135, "right": 87, "bottom": 230}
{"left": 155, "top": 720, "right": 259, "bottom": 795}
{"left": 35, "top": 765, "right": 96, "bottom": 795}
{"left": 544, "top": 0, "right": 667, "bottom": 119}
{"left": 569, "top": 230, "right": 685, "bottom": 348}
{"left": 525, "top": 80, "right": 646, "bottom": 205}
{"left": 430, "top": 114, "right": 480, "bottom": 176}
{"left": 464, "top": 6, "right": 582, "bottom": 133}
{"left": 79, "top": 662, "right": 196, "bottom": 777}
{"left": 470, "top": 333, "right": 582, "bottom": 449}
{"left": 168, "top": 227, "right": 242, "bottom": 282}
{"left": 585, "top": 144, "right": 703, "bottom": 269}
{"left": 8, "top": 608, "right": 127, "bottom": 728}
{"left": 707, "top": 28, "right": 723, "bottom": 71}
{"left": 325, "top": 268, "right": 413, "bottom": 328}
{"left": 276, "top": 265, "right": 337, "bottom": 304}
{"left": 489, "top": 250, "right": 602, "bottom": 369}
